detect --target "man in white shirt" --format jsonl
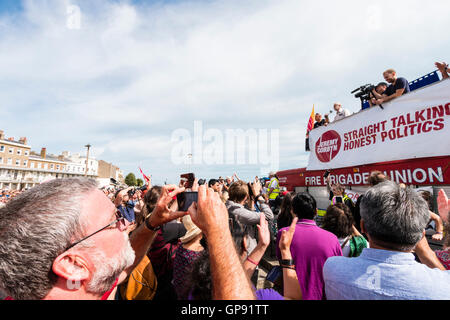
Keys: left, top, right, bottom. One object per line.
{"left": 333, "top": 103, "right": 351, "bottom": 122}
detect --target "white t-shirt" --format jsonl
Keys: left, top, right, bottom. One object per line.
{"left": 339, "top": 236, "right": 370, "bottom": 257}
{"left": 339, "top": 237, "right": 352, "bottom": 257}
{"left": 334, "top": 108, "right": 351, "bottom": 122}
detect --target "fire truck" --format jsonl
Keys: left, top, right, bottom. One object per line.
{"left": 276, "top": 72, "right": 450, "bottom": 249}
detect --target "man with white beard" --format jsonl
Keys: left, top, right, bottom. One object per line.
{"left": 0, "top": 178, "right": 255, "bottom": 300}
{"left": 0, "top": 178, "right": 186, "bottom": 300}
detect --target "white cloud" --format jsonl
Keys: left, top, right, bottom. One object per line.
{"left": 0, "top": 0, "right": 449, "bottom": 184}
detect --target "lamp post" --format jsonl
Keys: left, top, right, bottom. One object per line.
{"left": 187, "top": 153, "right": 192, "bottom": 173}
{"left": 84, "top": 144, "right": 91, "bottom": 177}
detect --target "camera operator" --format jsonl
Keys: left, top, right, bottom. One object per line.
{"left": 371, "top": 69, "right": 410, "bottom": 106}
{"left": 368, "top": 82, "right": 387, "bottom": 107}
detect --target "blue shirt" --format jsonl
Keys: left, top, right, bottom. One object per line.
{"left": 323, "top": 248, "right": 450, "bottom": 300}
{"left": 383, "top": 77, "right": 410, "bottom": 96}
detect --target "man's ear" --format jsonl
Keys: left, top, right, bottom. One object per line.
{"left": 52, "top": 252, "right": 90, "bottom": 286}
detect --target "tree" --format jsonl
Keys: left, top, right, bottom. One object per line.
{"left": 125, "top": 173, "right": 137, "bottom": 186}
{"left": 136, "top": 178, "right": 144, "bottom": 187}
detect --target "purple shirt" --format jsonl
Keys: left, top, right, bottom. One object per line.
{"left": 255, "top": 289, "right": 284, "bottom": 300}
{"left": 276, "top": 219, "right": 342, "bottom": 300}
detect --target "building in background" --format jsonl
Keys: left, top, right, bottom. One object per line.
{"left": 0, "top": 131, "right": 33, "bottom": 190}
{"left": 97, "top": 160, "right": 124, "bottom": 188}
{"left": 0, "top": 130, "right": 120, "bottom": 190}
{"left": 61, "top": 151, "right": 99, "bottom": 177}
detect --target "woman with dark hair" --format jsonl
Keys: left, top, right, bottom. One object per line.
{"left": 184, "top": 217, "right": 302, "bottom": 300}
{"left": 322, "top": 203, "right": 368, "bottom": 257}
{"left": 277, "top": 192, "right": 294, "bottom": 230}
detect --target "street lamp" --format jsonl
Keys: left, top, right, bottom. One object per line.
{"left": 187, "top": 153, "right": 192, "bottom": 173}
{"left": 84, "top": 144, "right": 91, "bottom": 177}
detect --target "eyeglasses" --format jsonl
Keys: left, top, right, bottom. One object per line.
{"left": 63, "top": 209, "right": 131, "bottom": 252}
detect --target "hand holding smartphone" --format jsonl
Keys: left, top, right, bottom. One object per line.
{"left": 177, "top": 191, "right": 198, "bottom": 212}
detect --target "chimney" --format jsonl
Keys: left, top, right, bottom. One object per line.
{"left": 58, "top": 155, "right": 64, "bottom": 161}
{"left": 0, "top": 130, "right": 4, "bottom": 140}
{"left": 8, "top": 137, "right": 14, "bottom": 141}
{"left": 19, "top": 137, "right": 27, "bottom": 145}
{"left": 41, "top": 148, "right": 47, "bottom": 159}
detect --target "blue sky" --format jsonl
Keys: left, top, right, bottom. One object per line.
{"left": 0, "top": 0, "right": 23, "bottom": 12}
{"left": 1, "top": 0, "right": 449, "bottom": 185}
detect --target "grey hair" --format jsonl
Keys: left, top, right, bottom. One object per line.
{"left": 0, "top": 178, "right": 98, "bottom": 300}
{"left": 360, "top": 181, "right": 430, "bottom": 251}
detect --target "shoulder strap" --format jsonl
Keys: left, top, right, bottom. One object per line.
{"left": 341, "top": 236, "right": 351, "bottom": 249}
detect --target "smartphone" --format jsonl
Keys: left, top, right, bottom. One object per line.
{"left": 181, "top": 173, "right": 195, "bottom": 189}
{"left": 247, "top": 182, "right": 255, "bottom": 198}
{"left": 177, "top": 191, "right": 198, "bottom": 212}
{"left": 335, "top": 196, "right": 343, "bottom": 204}
{"left": 323, "top": 170, "right": 331, "bottom": 179}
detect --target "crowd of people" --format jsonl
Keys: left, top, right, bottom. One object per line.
{"left": 0, "top": 167, "right": 449, "bottom": 301}
{"left": 0, "top": 189, "right": 24, "bottom": 207}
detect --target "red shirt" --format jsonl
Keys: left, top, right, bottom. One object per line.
{"left": 435, "top": 250, "right": 450, "bottom": 270}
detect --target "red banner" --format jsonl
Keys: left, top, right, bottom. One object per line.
{"left": 278, "top": 156, "right": 450, "bottom": 191}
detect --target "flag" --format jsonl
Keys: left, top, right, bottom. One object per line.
{"left": 139, "top": 167, "right": 150, "bottom": 183}
{"left": 307, "top": 105, "right": 315, "bottom": 133}
{"left": 305, "top": 105, "right": 315, "bottom": 152}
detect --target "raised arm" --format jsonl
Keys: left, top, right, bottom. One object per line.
{"left": 243, "top": 213, "right": 270, "bottom": 278}
{"left": 190, "top": 185, "right": 255, "bottom": 300}
{"left": 435, "top": 62, "right": 449, "bottom": 80}
{"left": 279, "top": 217, "right": 302, "bottom": 300}
{"left": 414, "top": 234, "right": 446, "bottom": 271}
{"left": 430, "top": 211, "right": 444, "bottom": 241}
{"left": 437, "top": 189, "right": 449, "bottom": 223}
{"left": 118, "top": 184, "right": 187, "bottom": 284}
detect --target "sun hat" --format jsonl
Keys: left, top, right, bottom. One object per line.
{"left": 179, "top": 215, "right": 202, "bottom": 244}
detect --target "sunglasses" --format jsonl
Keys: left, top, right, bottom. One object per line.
{"left": 63, "top": 209, "right": 133, "bottom": 252}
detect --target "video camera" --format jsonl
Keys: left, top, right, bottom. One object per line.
{"left": 351, "top": 84, "right": 383, "bottom": 109}
{"left": 351, "top": 84, "right": 376, "bottom": 101}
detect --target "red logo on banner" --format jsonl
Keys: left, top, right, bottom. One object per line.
{"left": 315, "top": 130, "right": 342, "bottom": 163}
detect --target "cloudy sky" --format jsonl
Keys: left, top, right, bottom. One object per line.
{"left": 0, "top": 0, "right": 449, "bottom": 185}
